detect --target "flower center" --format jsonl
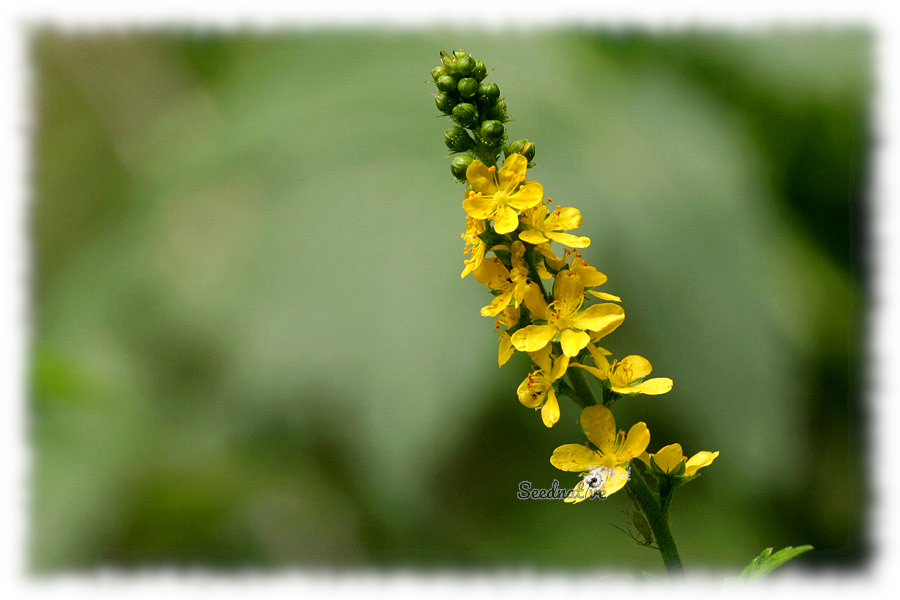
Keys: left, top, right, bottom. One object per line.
{"left": 493, "top": 190, "right": 511, "bottom": 207}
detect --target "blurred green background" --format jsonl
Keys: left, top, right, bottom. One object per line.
{"left": 29, "top": 29, "right": 868, "bottom": 573}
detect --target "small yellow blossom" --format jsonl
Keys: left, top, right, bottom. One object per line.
{"left": 638, "top": 443, "right": 719, "bottom": 477}
{"left": 563, "top": 249, "right": 621, "bottom": 302}
{"left": 516, "top": 345, "right": 570, "bottom": 427}
{"left": 472, "top": 241, "right": 529, "bottom": 317}
{"left": 460, "top": 216, "right": 487, "bottom": 279}
{"left": 573, "top": 345, "right": 673, "bottom": 396}
{"left": 511, "top": 270, "right": 624, "bottom": 357}
{"left": 462, "top": 154, "right": 544, "bottom": 234}
{"left": 519, "top": 199, "right": 591, "bottom": 248}
{"left": 551, "top": 405, "right": 650, "bottom": 502}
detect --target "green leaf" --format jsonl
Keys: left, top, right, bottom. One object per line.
{"left": 735, "top": 545, "right": 814, "bottom": 581}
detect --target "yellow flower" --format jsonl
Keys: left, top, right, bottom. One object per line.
{"left": 511, "top": 270, "right": 624, "bottom": 357}
{"left": 638, "top": 443, "right": 719, "bottom": 477}
{"left": 516, "top": 345, "right": 570, "bottom": 427}
{"left": 462, "top": 154, "right": 544, "bottom": 234}
{"left": 550, "top": 405, "right": 650, "bottom": 502}
{"left": 519, "top": 199, "right": 591, "bottom": 248}
{"left": 472, "top": 241, "right": 530, "bottom": 317}
{"left": 573, "top": 345, "right": 673, "bottom": 396}
{"left": 563, "top": 249, "right": 621, "bottom": 302}
{"left": 460, "top": 216, "right": 487, "bottom": 279}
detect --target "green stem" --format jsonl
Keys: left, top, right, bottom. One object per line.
{"left": 565, "top": 364, "right": 599, "bottom": 407}
{"left": 627, "top": 465, "right": 684, "bottom": 578}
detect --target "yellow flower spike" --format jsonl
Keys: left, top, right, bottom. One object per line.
{"left": 511, "top": 270, "right": 625, "bottom": 357}
{"left": 460, "top": 216, "right": 487, "bottom": 279}
{"left": 638, "top": 443, "right": 720, "bottom": 477}
{"left": 472, "top": 242, "right": 530, "bottom": 317}
{"left": 519, "top": 200, "right": 591, "bottom": 248}
{"left": 462, "top": 154, "right": 544, "bottom": 234}
{"left": 516, "top": 345, "right": 570, "bottom": 427}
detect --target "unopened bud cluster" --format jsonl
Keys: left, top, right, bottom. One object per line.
{"left": 431, "top": 49, "right": 535, "bottom": 181}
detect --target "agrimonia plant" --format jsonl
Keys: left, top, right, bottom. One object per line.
{"left": 429, "top": 48, "right": 811, "bottom": 579}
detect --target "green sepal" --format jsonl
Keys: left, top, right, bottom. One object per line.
{"left": 477, "top": 229, "right": 509, "bottom": 250}
{"left": 491, "top": 248, "right": 512, "bottom": 266}
{"left": 444, "top": 126, "right": 476, "bottom": 152}
{"left": 732, "top": 545, "right": 814, "bottom": 582}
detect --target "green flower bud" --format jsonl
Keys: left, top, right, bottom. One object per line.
{"left": 483, "top": 98, "right": 508, "bottom": 122}
{"left": 440, "top": 51, "right": 454, "bottom": 68}
{"left": 450, "top": 154, "right": 474, "bottom": 181}
{"left": 453, "top": 49, "right": 469, "bottom": 59}
{"left": 507, "top": 139, "right": 536, "bottom": 161}
{"left": 431, "top": 65, "right": 448, "bottom": 81}
{"left": 436, "top": 75, "right": 457, "bottom": 93}
{"left": 451, "top": 102, "right": 479, "bottom": 128}
{"left": 444, "top": 126, "right": 476, "bottom": 152}
{"left": 457, "top": 77, "right": 478, "bottom": 99}
{"left": 471, "top": 59, "right": 487, "bottom": 81}
{"left": 480, "top": 120, "right": 505, "bottom": 145}
{"left": 434, "top": 92, "right": 456, "bottom": 115}
{"left": 455, "top": 55, "right": 475, "bottom": 76}
{"left": 477, "top": 81, "right": 500, "bottom": 105}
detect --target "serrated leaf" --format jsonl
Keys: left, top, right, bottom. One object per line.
{"left": 737, "top": 545, "right": 813, "bottom": 581}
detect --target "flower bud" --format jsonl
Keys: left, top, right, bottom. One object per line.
{"left": 450, "top": 155, "right": 474, "bottom": 181}
{"left": 444, "top": 126, "right": 476, "bottom": 152}
{"left": 480, "top": 120, "right": 505, "bottom": 145}
{"left": 431, "top": 65, "right": 448, "bottom": 81}
{"left": 451, "top": 102, "right": 479, "bottom": 128}
{"left": 477, "top": 81, "right": 500, "bottom": 106}
{"left": 440, "top": 51, "right": 454, "bottom": 68}
{"left": 434, "top": 92, "right": 456, "bottom": 115}
{"left": 454, "top": 49, "right": 469, "bottom": 59}
{"left": 454, "top": 55, "right": 475, "bottom": 76}
{"left": 457, "top": 77, "right": 478, "bottom": 99}
{"left": 507, "top": 139, "right": 536, "bottom": 161}
{"left": 436, "top": 75, "right": 457, "bottom": 93}
{"left": 483, "top": 98, "right": 508, "bottom": 122}
{"left": 471, "top": 59, "right": 487, "bottom": 81}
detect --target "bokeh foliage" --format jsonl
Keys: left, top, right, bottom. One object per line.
{"left": 29, "top": 29, "right": 868, "bottom": 572}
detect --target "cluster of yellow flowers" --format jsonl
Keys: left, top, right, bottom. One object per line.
{"left": 459, "top": 153, "right": 718, "bottom": 502}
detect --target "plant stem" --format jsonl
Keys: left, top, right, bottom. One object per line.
{"left": 627, "top": 465, "right": 684, "bottom": 578}
{"left": 566, "top": 364, "right": 599, "bottom": 407}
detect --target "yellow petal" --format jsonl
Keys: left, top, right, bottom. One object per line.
{"left": 549, "top": 206, "right": 583, "bottom": 230}
{"left": 550, "top": 444, "right": 603, "bottom": 472}
{"left": 684, "top": 450, "right": 720, "bottom": 476}
{"left": 523, "top": 282, "right": 550, "bottom": 320}
{"left": 466, "top": 160, "right": 497, "bottom": 194}
{"left": 620, "top": 422, "right": 651, "bottom": 462}
{"left": 574, "top": 303, "right": 625, "bottom": 333}
{"left": 586, "top": 344, "right": 612, "bottom": 375}
{"left": 497, "top": 153, "right": 528, "bottom": 192}
{"left": 472, "top": 257, "right": 508, "bottom": 289}
{"left": 480, "top": 291, "right": 512, "bottom": 317}
{"left": 498, "top": 334, "right": 515, "bottom": 367}
{"left": 553, "top": 270, "right": 584, "bottom": 304}
{"left": 618, "top": 355, "right": 653, "bottom": 380}
{"left": 579, "top": 405, "right": 616, "bottom": 454}
{"left": 528, "top": 344, "right": 553, "bottom": 373}
{"left": 461, "top": 192, "right": 494, "bottom": 219}
{"left": 508, "top": 181, "right": 544, "bottom": 210}
{"left": 511, "top": 324, "right": 556, "bottom": 353}
{"left": 603, "top": 466, "right": 631, "bottom": 497}
{"left": 569, "top": 362, "right": 607, "bottom": 380}
{"left": 493, "top": 204, "right": 519, "bottom": 234}
{"left": 615, "top": 377, "right": 673, "bottom": 396}
{"left": 564, "top": 480, "right": 596, "bottom": 504}
{"left": 519, "top": 228, "right": 550, "bottom": 245}
{"left": 541, "top": 391, "right": 560, "bottom": 428}
{"left": 575, "top": 265, "right": 608, "bottom": 288}
{"left": 549, "top": 354, "right": 570, "bottom": 381}
{"left": 560, "top": 329, "right": 590, "bottom": 357}
{"left": 547, "top": 232, "right": 591, "bottom": 248}
{"left": 652, "top": 443, "right": 685, "bottom": 474}
{"left": 588, "top": 290, "right": 622, "bottom": 302}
